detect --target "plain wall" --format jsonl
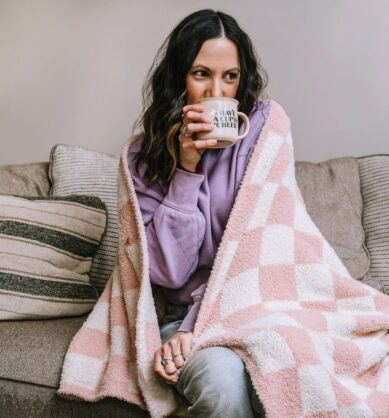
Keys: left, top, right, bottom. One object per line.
{"left": 0, "top": 0, "right": 388, "bottom": 165}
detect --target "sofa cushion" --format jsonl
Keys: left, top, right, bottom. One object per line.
{"left": 358, "top": 155, "right": 389, "bottom": 294}
{"left": 0, "top": 316, "right": 149, "bottom": 417}
{"left": 0, "top": 195, "right": 107, "bottom": 319}
{"left": 49, "top": 144, "right": 119, "bottom": 293}
{"left": 0, "top": 316, "right": 86, "bottom": 387}
{"left": 0, "top": 379, "right": 149, "bottom": 418}
{"left": 0, "top": 162, "right": 50, "bottom": 196}
{"left": 295, "top": 157, "right": 375, "bottom": 288}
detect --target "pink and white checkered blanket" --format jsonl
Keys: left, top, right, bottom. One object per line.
{"left": 57, "top": 100, "right": 389, "bottom": 417}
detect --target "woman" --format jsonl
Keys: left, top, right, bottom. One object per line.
{"left": 128, "top": 9, "right": 268, "bottom": 417}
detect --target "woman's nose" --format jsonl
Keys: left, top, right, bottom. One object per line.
{"left": 209, "top": 79, "right": 222, "bottom": 98}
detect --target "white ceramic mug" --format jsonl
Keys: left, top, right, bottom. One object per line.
{"left": 195, "top": 97, "right": 250, "bottom": 148}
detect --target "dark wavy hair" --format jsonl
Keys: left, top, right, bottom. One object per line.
{"left": 132, "top": 9, "right": 268, "bottom": 185}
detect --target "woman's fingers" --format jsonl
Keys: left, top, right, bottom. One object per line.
{"left": 173, "top": 354, "right": 185, "bottom": 369}
{"left": 161, "top": 343, "right": 177, "bottom": 375}
{"left": 184, "top": 110, "right": 212, "bottom": 124}
{"left": 179, "top": 104, "right": 216, "bottom": 171}
{"left": 177, "top": 331, "right": 193, "bottom": 360}
{"left": 179, "top": 120, "right": 213, "bottom": 142}
{"left": 178, "top": 131, "right": 216, "bottom": 161}
{"left": 153, "top": 332, "right": 195, "bottom": 385}
{"left": 182, "top": 104, "right": 205, "bottom": 115}
{"left": 194, "top": 139, "right": 217, "bottom": 148}
{"left": 154, "top": 349, "right": 179, "bottom": 384}
{"left": 184, "top": 122, "right": 214, "bottom": 134}
{"left": 170, "top": 338, "right": 185, "bottom": 369}
{"left": 180, "top": 137, "right": 217, "bottom": 150}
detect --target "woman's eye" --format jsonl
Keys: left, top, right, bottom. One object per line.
{"left": 194, "top": 71, "right": 207, "bottom": 77}
{"left": 192, "top": 71, "right": 238, "bottom": 80}
{"left": 226, "top": 73, "right": 238, "bottom": 81}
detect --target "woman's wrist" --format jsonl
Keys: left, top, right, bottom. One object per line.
{"left": 178, "top": 162, "right": 199, "bottom": 173}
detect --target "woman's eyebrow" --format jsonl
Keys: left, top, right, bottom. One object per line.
{"left": 191, "top": 65, "right": 240, "bottom": 72}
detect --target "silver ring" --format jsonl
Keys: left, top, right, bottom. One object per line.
{"left": 182, "top": 125, "right": 192, "bottom": 137}
{"left": 161, "top": 358, "right": 172, "bottom": 367}
{"left": 182, "top": 118, "right": 189, "bottom": 126}
{"left": 173, "top": 353, "right": 183, "bottom": 359}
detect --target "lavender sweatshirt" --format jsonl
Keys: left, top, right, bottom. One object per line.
{"left": 127, "top": 100, "right": 270, "bottom": 332}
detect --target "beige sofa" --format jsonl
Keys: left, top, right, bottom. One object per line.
{"left": 0, "top": 153, "right": 387, "bottom": 417}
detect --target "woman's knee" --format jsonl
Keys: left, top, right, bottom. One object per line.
{"left": 176, "top": 346, "right": 249, "bottom": 400}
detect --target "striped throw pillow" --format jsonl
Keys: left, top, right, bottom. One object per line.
{"left": 359, "top": 155, "right": 389, "bottom": 294}
{"left": 49, "top": 144, "right": 119, "bottom": 293}
{"left": 0, "top": 195, "right": 107, "bottom": 319}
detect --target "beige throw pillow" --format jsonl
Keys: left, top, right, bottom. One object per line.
{"left": 0, "top": 195, "right": 107, "bottom": 319}
{"left": 49, "top": 144, "right": 119, "bottom": 293}
{"left": 359, "top": 155, "right": 389, "bottom": 294}
{"left": 295, "top": 157, "right": 380, "bottom": 290}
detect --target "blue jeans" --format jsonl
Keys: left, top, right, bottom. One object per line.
{"left": 160, "top": 303, "right": 266, "bottom": 418}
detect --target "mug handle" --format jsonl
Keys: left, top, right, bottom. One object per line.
{"left": 237, "top": 112, "right": 250, "bottom": 139}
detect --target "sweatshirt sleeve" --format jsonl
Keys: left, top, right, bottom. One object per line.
{"left": 177, "top": 282, "right": 207, "bottom": 332}
{"left": 128, "top": 149, "right": 206, "bottom": 289}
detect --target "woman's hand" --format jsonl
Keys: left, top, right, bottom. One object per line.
{"left": 179, "top": 104, "right": 216, "bottom": 172}
{"left": 154, "top": 331, "right": 193, "bottom": 385}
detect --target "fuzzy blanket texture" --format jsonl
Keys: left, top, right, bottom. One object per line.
{"left": 57, "top": 100, "right": 389, "bottom": 417}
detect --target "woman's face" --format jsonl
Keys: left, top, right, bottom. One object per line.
{"left": 186, "top": 37, "right": 240, "bottom": 104}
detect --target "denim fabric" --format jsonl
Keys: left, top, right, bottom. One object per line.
{"left": 160, "top": 303, "right": 192, "bottom": 344}
{"left": 159, "top": 303, "right": 266, "bottom": 418}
